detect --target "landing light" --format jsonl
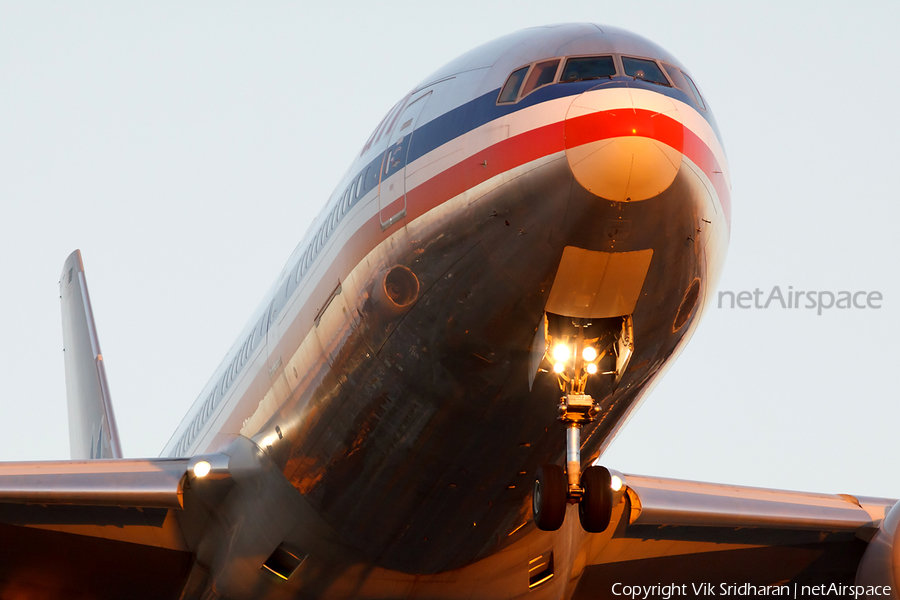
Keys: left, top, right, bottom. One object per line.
{"left": 586, "top": 363, "right": 598, "bottom": 375}
{"left": 193, "top": 460, "right": 211, "bottom": 478}
{"left": 552, "top": 343, "right": 570, "bottom": 362}
{"left": 610, "top": 475, "right": 623, "bottom": 491}
{"left": 582, "top": 347, "right": 597, "bottom": 362}
{"left": 553, "top": 362, "right": 565, "bottom": 373}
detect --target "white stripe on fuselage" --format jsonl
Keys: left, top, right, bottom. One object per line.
{"left": 569, "top": 87, "right": 731, "bottom": 187}
{"left": 406, "top": 87, "right": 729, "bottom": 198}
{"left": 234, "top": 151, "right": 569, "bottom": 449}
{"left": 167, "top": 85, "right": 730, "bottom": 457}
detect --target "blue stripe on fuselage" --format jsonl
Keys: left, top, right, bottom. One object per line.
{"left": 293, "top": 76, "right": 721, "bottom": 300}
{"left": 354, "top": 76, "right": 719, "bottom": 207}
{"left": 332, "top": 75, "right": 719, "bottom": 236}
{"left": 405, "top": 75, "right": 720, "bottom": 167}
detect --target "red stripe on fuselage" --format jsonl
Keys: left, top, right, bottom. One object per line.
{"left": 565, "top": 108, "right": 685, "bottom": 154}
{"left": 397, "top": 107, "right": 730, "bottom": 230}
{"left": 287, "top": 105, "right": 731, "bottom": 379}
{"left": 681, "top": 125, "right": 732, "bottom": 226}
{"left": 401, "top": 122, "right": 567, "bottom": 224}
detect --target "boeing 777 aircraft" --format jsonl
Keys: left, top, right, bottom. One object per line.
{"left": 1, "top": 23, "right": 897, "bottom": 600}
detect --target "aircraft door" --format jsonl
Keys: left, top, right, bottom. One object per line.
{"left": 378, "top": 92, "right": 431, "bottom": 229}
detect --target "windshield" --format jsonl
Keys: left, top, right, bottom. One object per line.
{"left": 561, "top": 56, "right": 616, "bottom": 82}
{"left": 621, "top": 57, "right": 670, "bottom": 86}
{"left": 520, "top": 59, "right": 560, "bottom": 97}
{"left": 498, "top": 66, "right": 530, "bottom": 104}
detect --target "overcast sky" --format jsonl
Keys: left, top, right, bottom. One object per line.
{"left": 1, "top": 1, "right": 897, "bottom": 499}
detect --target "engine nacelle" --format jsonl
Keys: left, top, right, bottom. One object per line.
{"left": 857, "top": 500, "right": 900, "bottom": 598}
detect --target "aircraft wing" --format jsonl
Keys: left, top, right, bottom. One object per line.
{"left": 0, "top": 457, "right": 197, "bottom": 600}
{"left": 570, "top": 473, "right": 896, "bottom": 597}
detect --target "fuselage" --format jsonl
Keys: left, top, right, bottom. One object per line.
{"left": 164, "top": 23, "right": 730, "bottom": 578}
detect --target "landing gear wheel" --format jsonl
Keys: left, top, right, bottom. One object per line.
{"left": 579, "top": 466, "right": 613, "bottom": 533}
{"left": 533, "top": 465, "right": 567, "bottom": 531}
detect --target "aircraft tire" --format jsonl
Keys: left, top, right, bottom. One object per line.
{"left": 533, "top": 464, "right": 567, "bottom": 531}
{"left": 579, "top": 466, "right": 613, "bottom": 533}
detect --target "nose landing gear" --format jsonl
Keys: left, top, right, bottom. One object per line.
{"left": 532, "top": 393, "right": 613, "bottom": 533}
{"left": 532, "top": 315, "right": 628, "bottom": 533}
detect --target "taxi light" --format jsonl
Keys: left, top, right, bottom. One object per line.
{"left": 586, "top": 363, "right": 598, "bottom": 374}
{"left": 552, "top": 343, "right": 570, "bottom": 362}
{"left": 553, "top": 362, "right": 565, "bottom": 373}
{"left": 582, "top": 346, "right": 598, "bottom": 362}
{"left": 193, "top": 460, "right": 211, "bottom": 478}
{"left": 611, "top": 475, "right": 623, "bottom": 491}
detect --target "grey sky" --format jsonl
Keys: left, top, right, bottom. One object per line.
{"left": 1, "top": 1, "right": 897, "bottom": 499}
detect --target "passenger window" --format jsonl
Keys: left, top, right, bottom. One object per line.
{"left": 561, "top": 56, "right": 616, "bottom": 82}
{"left": 622, "top": 57, "right": 670, "bottom": 86}
{"left": 681, "top": 71, "right": 706, "bottom": 110}
{"left": 498, "top": 66, "right": 530, "bottom": 103}
{"left": 520, "top": 59, "right": 560, "bottom": 97}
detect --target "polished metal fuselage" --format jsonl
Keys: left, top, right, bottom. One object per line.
{"left": 164, "top": 23, "right": 731, "bottom": 597}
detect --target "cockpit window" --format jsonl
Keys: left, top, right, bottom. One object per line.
{"left": 520, "top": 59, "right": 560, "bottom": 97}
{"left": 661, "top": 63, "right": 706, "bottom": 110}
{"left": 561, "top": 56, "right": 616, "bottom": 82}
{"left": 681, "top": 72, "right": 706, "bottom": 110}
{"left": 660, "top": 63, "right": 694, "bottom": 101}
{"left": 621, "top": 57, "right": 670, "bottom": 86}
{"left": 498, "top": 66, "right": 530, "bottom": 104}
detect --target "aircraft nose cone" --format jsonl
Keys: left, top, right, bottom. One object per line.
{"left": 564, "top": 86, "right": 684, "bottom": 202}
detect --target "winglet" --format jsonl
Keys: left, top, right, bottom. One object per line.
{"left": 60, "top": 250, "right": 123, "bottom": 459}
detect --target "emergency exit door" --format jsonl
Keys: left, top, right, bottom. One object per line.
{"left": 378, "top": 92, "right": 431, "bottom": 229}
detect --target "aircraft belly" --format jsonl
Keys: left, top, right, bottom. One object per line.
{"left": 249, "top": 153, "right": 720, "bottom": 576}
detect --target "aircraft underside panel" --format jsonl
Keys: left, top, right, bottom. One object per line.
{"left": 0, "top": 521, "right": 192, "bottom": 600}
{"left": 216, "top": 479, "right": 894, "bottom": 600}
{"left": 256, "top": 147, "right": 723, "bottom": 574}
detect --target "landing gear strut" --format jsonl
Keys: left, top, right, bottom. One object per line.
{"left": 532, "top": 316, "right": 620, "bottom": 533}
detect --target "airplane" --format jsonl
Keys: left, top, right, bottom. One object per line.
{"left": 0, "top": 21, "right": 897, "bottom": 600}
